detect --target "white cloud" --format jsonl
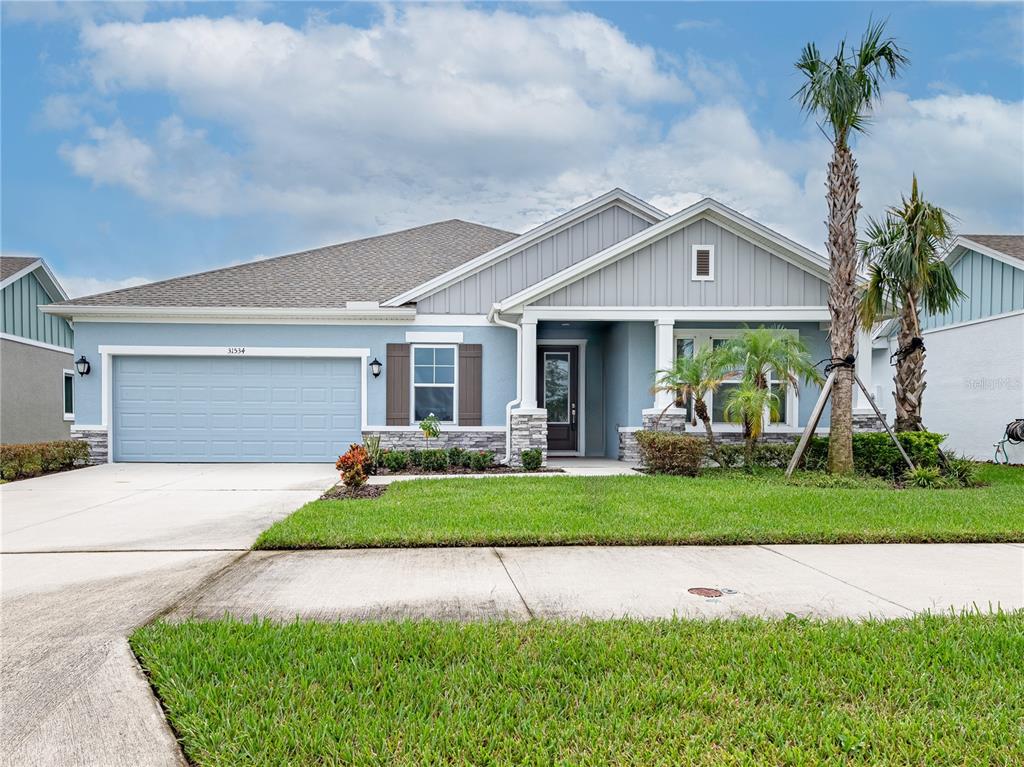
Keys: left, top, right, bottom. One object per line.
{"left": 51, "top": 6, "right": 1024, "bottom": 252}
{"left": 56, "top": 273, "right": 151, "bottom": 299}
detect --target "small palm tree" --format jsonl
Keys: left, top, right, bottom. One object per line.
{"left": 719, "top": 327, "right": 822, "bottom": 467}
{"left": 859, "top": 176, "right": 964, "bottom": 431}
{"left": 653, "top": 346, "right": 731, "bottom": 466}
{"left": 795, "top": 19, "right": 908, "bottom": 474}
{"left": 723, "top": 383, "right": 780, "bottom": 469}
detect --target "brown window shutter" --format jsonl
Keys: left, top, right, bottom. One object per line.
{"left": 458, "top": 344, "right": 482, "bottom": 426}
{"left": 386, "top": 343, "right": 410, "bottom": 425}
{"left": 695, "top": 248, "right": 712, "bottom": 277}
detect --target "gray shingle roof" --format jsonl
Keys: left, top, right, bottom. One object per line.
{"left": 961, "top": 235, "right": 1024, "bottom": 261}
{"left": 57, "top": 220, "right": 518, "bottom": 308}
{"left": 1, "top": 256, "right": 40, "bottom": 282}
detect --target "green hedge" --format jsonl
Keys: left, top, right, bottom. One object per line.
{"left": 803, "top": 432, "right": 946, "bottom": 479}
{"left": 0, "top": 440, "right": 90, "bottom": 481}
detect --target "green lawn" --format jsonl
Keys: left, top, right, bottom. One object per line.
{"left": 132, "top": 613, "right": 1024, "bottom": 766}
{"left": 255, "top": 464, "right": 1023, "bottom": 548}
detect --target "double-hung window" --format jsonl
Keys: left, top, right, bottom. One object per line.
{"left": 62, "top": 370, "right": 75, "bottom": 421}
{"left": 412, "top": 345, "right": 457, "bottom": 422}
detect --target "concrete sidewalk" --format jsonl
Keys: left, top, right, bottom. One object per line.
{"left": 169, "top": 543, "right": 1024, "bottom": 623}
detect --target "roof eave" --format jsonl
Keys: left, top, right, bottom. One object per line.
{"left": 39, "top": 305, "right": 418, "bottom": 322}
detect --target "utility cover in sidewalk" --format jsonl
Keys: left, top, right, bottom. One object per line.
{"left": 688, "top": 587, "right": 723, "bottom": 598}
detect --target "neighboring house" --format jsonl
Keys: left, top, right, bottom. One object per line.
{"left": 871, "top": 235, "right": 1024, "bottom": 462}
{"left": 44, "top": 189, "right": 880, "bottom": 465}
{"left": 1, "top": 257, "right": 76, "bottom": 444}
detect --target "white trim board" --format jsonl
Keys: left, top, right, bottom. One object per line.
{"left": 95, "top": 345, "right": 370, "bottom": 463}
{"left": 0, "top": 259, "right": 70, "bottom": 301}
{"left": 521, "top": 306, "right": 831, "bottom": 322}
{"left": 494, "top": 198, "right": 830, "bottom": 313}
{"left": 41, "top": 305, "right": 417, "bottom": 322}
{"left": 382, "top": 189, "right": 667, "bottom": 308}
{"left": 405, "top": 331, "right": 464, "bottom": 343}
{"left": 0, "top": 332, "right": 73, "bottom": 355}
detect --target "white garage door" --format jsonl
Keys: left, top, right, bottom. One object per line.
{"left": 113, "top": 355, "right": 361, "bottom": 462}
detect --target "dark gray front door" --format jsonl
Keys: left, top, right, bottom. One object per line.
{"left": 537, "top": 346, "right": 579, "bottom": 452}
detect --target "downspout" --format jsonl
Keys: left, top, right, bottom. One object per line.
{"left": 487, "top": 305, "right": 520, "bottom": 465}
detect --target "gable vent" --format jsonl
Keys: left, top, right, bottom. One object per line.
{"left": 692, "top": 244, "right": 714, "bottom": 281}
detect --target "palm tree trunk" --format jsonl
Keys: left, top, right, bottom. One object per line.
{"left": 894, "top": 290, "right": 926, "bottom": 431}
{"left": 825, "top": 142, "right": 860, "bottom": 475}
{"left": 694, "top": 397, "right": 725, "bottom": 466}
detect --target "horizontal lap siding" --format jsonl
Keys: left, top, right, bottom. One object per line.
{"left": 539, "top": 218, "right": 828, "bottom": 307}
{"left": 416, "top": 205, "right": 652, "bottom": 313}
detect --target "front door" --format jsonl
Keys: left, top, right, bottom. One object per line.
{"left": 537, "top": 346, "right": 579, "bottom": 452}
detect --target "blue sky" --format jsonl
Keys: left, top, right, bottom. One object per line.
{"left": 2, "top": 1, "right": 1022, "bottom": 297}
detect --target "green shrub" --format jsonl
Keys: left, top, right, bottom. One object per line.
{"left": 520, "top": 448, "right": 543, "bottom": 471}
{"left": 468, "top": 450, "right": 495, "bottom": 471}
{"left": 362, "top": 435, "right": 382, "bottom": 474}
{"left": 751, "top": 443, "right": 795, "bottom": 469}
{"left": 635, "top": 431, "right": 705, "bottom": 476}
{"left": 0, "top": 440, "right": 90, "bottom": 481}
{"left": 382, "top": 450, "right": 410, "bottom": 472}
{"left": 942, "top": 455, "right": 982, "bottom": 488}
{"left": 714, "top": 444, "right": 745, "bottom": 469}
{"left": 904, "top": 465, "right": 947, "bottom": 489}
{"left": 802, "top": 432, "right": 946, "bottom": 479}
{"left": 408, "top": 449, "right": 422, "bottom": 467}
{"left": 447, "top": 447, "right": 468, "bottom": 468}
{"left": 418, "top": 449, "right": 450, "bottom": 472}
{"left": 711, "top": 442, "right": 793, "bottom": 470}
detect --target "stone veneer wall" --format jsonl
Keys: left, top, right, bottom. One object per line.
{"left": 363, "top": 430, "right": 506, "bottom": 455}
{"left": 71, "top": 428, "right": 108, "bottom": 465}
{"left": 620, "top": 412, "right": 887, "bottom": 462}
{"left": 509, "top": 410, "right": 547, "bottom": 467}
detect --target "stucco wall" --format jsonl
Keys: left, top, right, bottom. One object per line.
{"left": 0, "top": 338, "right": 73, "bottom": 443}
{"left": 880, "top": 314, "right": 1023, "bottom": 460}
{"left": 70, "top": 322, "right": 517, "bottom": 429}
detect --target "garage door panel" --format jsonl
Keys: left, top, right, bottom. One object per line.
{"left": 113, "top": 355, "right": 361, "bottom": 462}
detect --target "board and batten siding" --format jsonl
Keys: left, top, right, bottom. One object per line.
{"left": 534, "top": 218, "right": 829, "bottom": 308}
{"left": 1, "top": 270, "right": 74, "bottom": 348}
{"left": 922, "top": 248, "right": 1024, "bottom": 330}
{"left": 416, "top": 204, "right": 652, "bottom": 314}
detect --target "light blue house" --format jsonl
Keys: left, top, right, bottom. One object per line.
{"left": 871, "top": 234, "right": 1024, "bottom": 460}
{"left": 45, "top": 190, "right": 868, "bottom": 465}
{"left": 1, "top": 257, "right": 75, "bottom": 444}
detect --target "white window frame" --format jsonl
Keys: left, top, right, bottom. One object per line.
{"left": 691, "top": 244, "right": 715, "bottom": 282}
{"left": 673, "top": 328, "right": 798, "bottom": 429}
{"left": 62, "top": 369, "right": 75, "bottom": 421}
{"left": 410, "top": 343, "right": 458, "bottom": 425}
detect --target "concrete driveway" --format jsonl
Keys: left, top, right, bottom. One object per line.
{"left": 0, "top": 462, "right": 337, "bottom": 767}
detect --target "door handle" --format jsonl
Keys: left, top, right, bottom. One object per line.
{"left": 570, "top": 403, "right": 577, "bottom": 426}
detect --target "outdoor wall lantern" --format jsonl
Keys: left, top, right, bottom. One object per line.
{"left": 75, "top": 355, "right": 91, "bottom": 376}
{"left": 368, "top": 357, "right": 383, "bottom": 378}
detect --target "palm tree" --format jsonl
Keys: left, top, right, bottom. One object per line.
{"left": 720, "top": 327, "right": 823, "bottom": 456}
{"left": 653, "top": 346, "right": 731, "bottom": 466}
{"left": 723, "top": 383, "right": 780, "bottom": 469}
{"left": 859, "top": 176, "right": 963, "bottom": 431}
{"left": 795, "top": 20, "right": 908, "bottom": 474}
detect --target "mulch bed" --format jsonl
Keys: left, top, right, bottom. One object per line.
{"left": 375, "top": 466, "right": 563, "bottom": 476}
{"left": 320, "top": 484, "right": 389, "bottom": 501}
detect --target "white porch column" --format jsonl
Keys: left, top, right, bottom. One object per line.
{"left": 520, "top": 318, "right": 538, "bottom": 409}
{"left": 854, "top": 327, "right": 874, "bottom": 411}
{"left": 653, "top": 317, "right": 676, "bottom": 410}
